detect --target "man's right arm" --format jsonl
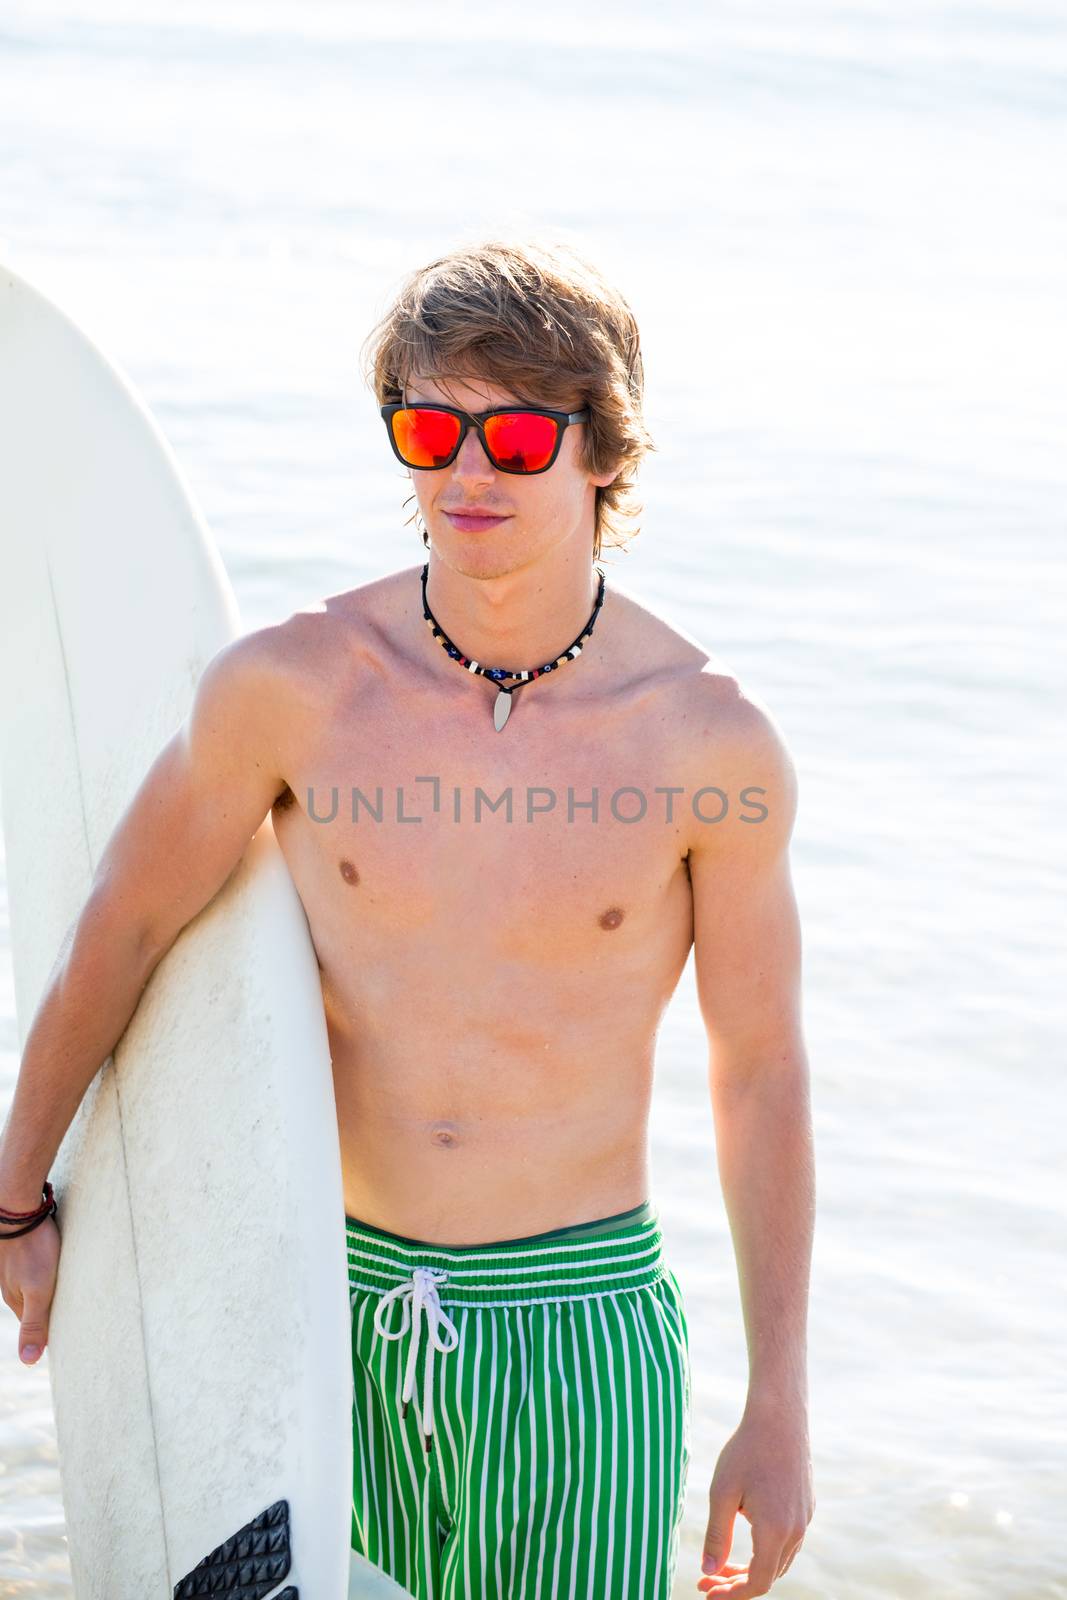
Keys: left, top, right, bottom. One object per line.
{"left": 0, "top": 629, "right": 291, "bottom": 1211}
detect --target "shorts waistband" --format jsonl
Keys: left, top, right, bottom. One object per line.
{"left": 345, "top": 1200, "right": 666, "bottom": 1308}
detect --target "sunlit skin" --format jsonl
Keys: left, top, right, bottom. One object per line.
{"left": 402, "top": 370, "right": 815, "bottom": 1596}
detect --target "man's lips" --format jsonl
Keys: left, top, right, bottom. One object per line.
{"left": 444, "top": 508, "right": 512, "bottom": 529}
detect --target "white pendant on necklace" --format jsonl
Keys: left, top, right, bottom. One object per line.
{"left": 493, "top": 689, "right": 513, "bottom": 732}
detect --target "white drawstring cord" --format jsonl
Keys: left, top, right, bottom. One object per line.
{"left": 372, "top": 1265, "right": 460, "bottom": 1452}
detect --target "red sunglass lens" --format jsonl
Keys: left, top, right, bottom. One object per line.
{"left": 391, "top": 407, "right": 462, "bottom": 467}
{"left": 483, "top": 412, "right": 559, "bottom": 472}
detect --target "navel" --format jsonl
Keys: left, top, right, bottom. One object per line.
{"left": 598, "top": 906, "right": 625, "bottom": 930}
{"left": 430, "top": 1122, "right": 461, "bottom": 1149}
{"left": 339, "top": 858, "right": 360, "bottom": 885}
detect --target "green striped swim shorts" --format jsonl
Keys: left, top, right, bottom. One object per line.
{"left": 346, "top": 1199, "right": 692, "bottom": 1599}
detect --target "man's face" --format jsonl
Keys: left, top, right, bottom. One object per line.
{"left": 402, "top": 371, "right": 617, "bottom": 575}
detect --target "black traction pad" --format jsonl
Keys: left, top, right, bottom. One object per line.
{"left": 173, "top": 1497, "right": 296, "bottom": 1598}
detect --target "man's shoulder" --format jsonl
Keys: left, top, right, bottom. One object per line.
{"left": 676, "top": 661, "right": 791, "bottom": 766}
{"left": 609, "top": 581, "right": 770, "bottom": 742}
{"left": 230, "top": 565, "right": 421, "bottom": 689}
{"left": 609, "top": 584, "right": 795, "bottom": 833}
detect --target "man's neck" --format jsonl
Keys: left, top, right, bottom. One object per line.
{"left": 421, "top": 551, "right": 603, "bottom": 675}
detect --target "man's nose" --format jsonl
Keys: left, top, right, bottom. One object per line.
{"left": 452, "top": 425, "right": 496, "bottom": 478}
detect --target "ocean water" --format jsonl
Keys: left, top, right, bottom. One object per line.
{"left": 1, "top": 2, "right": 1065, "bottom": 1596}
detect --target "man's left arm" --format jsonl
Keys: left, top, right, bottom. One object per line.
{"left": 685, "top": 681, "right": 816, "bottom": 1596}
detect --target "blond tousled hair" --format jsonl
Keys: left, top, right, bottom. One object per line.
{"left": 360, "top": 234, "right": 656, "bottom": 562}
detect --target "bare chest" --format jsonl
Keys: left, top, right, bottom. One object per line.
{"left": 273, "top": 669, "right": 695, "bottom": 981}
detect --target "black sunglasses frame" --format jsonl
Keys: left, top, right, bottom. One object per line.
{"left": 380, "top": 402, "right": 590, "bottom": 476}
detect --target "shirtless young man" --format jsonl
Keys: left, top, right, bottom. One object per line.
{"left": 0, "top": 238, "right": 815, "bottom": 1598}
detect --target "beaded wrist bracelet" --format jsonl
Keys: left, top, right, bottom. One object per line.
{"left": 0, "top": 1181, "right": 57, "bottom": 1239}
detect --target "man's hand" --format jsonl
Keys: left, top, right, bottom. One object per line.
{"left": 697, "top": 1399, "right": 815, "bottom": 1594}
{"left": 0, "top": 1214, "right": 60, "bottom": 1365}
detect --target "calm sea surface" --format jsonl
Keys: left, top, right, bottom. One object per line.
{"left": 1, "top": 3, "right": 1064, "bottom": 1596}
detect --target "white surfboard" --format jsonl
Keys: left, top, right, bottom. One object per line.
{"left": 0, "top": 256, "right": 405, "bottom": 1599}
